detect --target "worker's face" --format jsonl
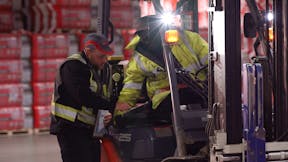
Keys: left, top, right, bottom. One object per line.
{"left": 86, "top": 48, "right": 108, "bottom": 69}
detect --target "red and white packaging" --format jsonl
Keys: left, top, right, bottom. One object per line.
{"left": 31, "top": 34, "right": 69, "bottom": 59}
{"left": 111, "top": 0, "right": 131, "bottom": 7}
{"left": 0, "top": 60, "right": 22, "bottom": 83}
{"left": 32, "top": 58, "right": 65, "bottom": 82}
{"left": 38, "top": 3, "right": 49, "bottom": 33}
{"left": 32, "top": 82, "right": 54, "bottom": 106}
{"left": 21, "top": 59, "right": 32, "bottom": 83}
{"left": 32, "top": 3, "right": 43, "bottom": 33}
{"left": 0, "top": 0, "right": 22, "bottom": 10}
{"left": 0, "top": 10, "right": 14, "bottom": 32}
{"left": 0, "top": 34, "right": 22, "bottom": 59}
{"left": 33, "top": 105, "right": 51, "bottom": 128}
{"left": 50, "top": 0, "right": 91, "bottom": 6}
{"left": 0, "top": 84, "right": 23, "bottom": 107}
{"left": 110, "top": 6, "right": 137, "bottom": 29}
{"left": 199, "top": 28, "right": 208, "bottom": 42}
{"left": 21, "top": 35, "right": 32, "bottom": 59}
{"left": 46, "top": 3, "right": 57, "bottom": 33}
{"left": 0, "top": 0, "right": 13, "bottom": 9}
{"left": 0, "top": 107, "right": 25, "bottom": 130}
{"left": 53, "top": 6, "right": 91, "bottom": 29}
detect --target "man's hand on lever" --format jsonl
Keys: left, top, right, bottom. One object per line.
{"left": 115, "top": 102, "right": 131, "bottom": 112}
{"left": 114, "top": 102, "right": 131, "bottom": 116}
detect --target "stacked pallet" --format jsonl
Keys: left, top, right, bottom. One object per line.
{"left": 0, "top": 34, "right": 26, "bottom": 133}
{"left": 31, "top": 34, "right": 69, "bottom": 131}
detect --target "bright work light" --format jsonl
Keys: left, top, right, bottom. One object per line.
{"left": 161, "top": 12, "right": 174, "bottom": 25}
{"left": 267, "top": 12, "right": 273, "bottom": 21}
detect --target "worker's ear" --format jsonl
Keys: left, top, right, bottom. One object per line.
{"left": 84, "top": 47, "right": 91, "bottom": 55}
{"left": 84, "top": 48, "right": 93, "bottom": 60}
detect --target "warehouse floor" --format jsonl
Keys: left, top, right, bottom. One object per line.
{"left": 0, "top": 134, "right": 61, "bottom": 162}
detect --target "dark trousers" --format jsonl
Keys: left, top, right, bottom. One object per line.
{"left": 56, "top": 126, "right": 100, "bottom": 162}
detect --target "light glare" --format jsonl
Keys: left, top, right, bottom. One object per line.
{"left": 161, "top": 12, "right": 174, "bottom": 25}
{"left": 267, "top": 12, "right": 273, "bottom": 21}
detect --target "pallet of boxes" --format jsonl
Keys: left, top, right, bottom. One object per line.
{"left": 31, "top": 34, "right": 68, "bottom": 134}
{"left": 0, "top": 34, "right": 33, "bottom": 136}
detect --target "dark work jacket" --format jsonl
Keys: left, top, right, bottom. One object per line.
{"left": 50, "top": 52, "right": 112, "bottom": 135}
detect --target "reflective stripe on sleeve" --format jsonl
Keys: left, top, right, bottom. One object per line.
{"left": 52, "top": 103, "right": 78, "bottom": 122}
{"left": 89, "top": 71, "right": 98, "bottom": 92}
{"left": 134, "top": 54, "right": 149, "bottom": 74}
{"left": 123, "top": 82, "right": 142, "bottom": 90}
{"left": 82, "top": 106, "right": 94, "bottom": 115}
{"left": 77, "top": 111, "right": 95, "bottom": 125}
{"left": 154, "top": 89, "right": 163, "bottom": 95}
{"left": 200, "top": 54, "right": 208, "bottom": 65}
{"left": 184, "top": 63, "right": 199, "bottom": 73}
{"left": 51, "top": 102, "right": 96, "bottom": 125}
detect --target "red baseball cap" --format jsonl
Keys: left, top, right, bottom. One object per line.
{"left": 84, "top": 33, "right": 114, "bottom": 55}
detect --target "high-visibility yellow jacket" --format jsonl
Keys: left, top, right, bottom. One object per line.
{"left": 117, "top": 30, "right": 208, "bottom": 113}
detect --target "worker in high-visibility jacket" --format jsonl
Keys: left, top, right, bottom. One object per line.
{"left": 50, "top": 33, "right": 113, "bottom": 162}
{"left": 114, "top": 15, "right": 208, "bottom": 125}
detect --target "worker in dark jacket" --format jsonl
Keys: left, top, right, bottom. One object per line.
{"left": 50, "top": 33, "right": 114, "bottom": 162}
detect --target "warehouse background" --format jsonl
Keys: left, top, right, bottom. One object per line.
{"left": 0, "top": 0, "right": 269, "bottom": 162}
{"left": 0, "top": 0, "right": 269, "bottom": 135}
{"left": 0, "top": 0, "right": 210, "bottom": 135}
{"left": 0, "top": 0, "right": 141, "bottom": 135}
{"left": 0, "top": 1, "right": 141, "bottom": 161}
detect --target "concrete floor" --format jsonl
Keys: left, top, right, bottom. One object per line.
{"left": 0, "top": 134, "right": 62, "bottom": 162}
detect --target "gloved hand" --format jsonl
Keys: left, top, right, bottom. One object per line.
{"left": 114, "top": 102, "right": 131, "bottom": 116}
{"left": 115, "top": 102, "right": 131, "bottom": 111}
{"left": 113, "top": 101, "right": 152, "bottom": 129}
{"left": 113, "top": 102, "right": 130, "bottom": 128}
{"left": 103, "top": 112, "right": 112, "bottom": 126}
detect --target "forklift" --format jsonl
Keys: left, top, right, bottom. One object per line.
{"left": 208, "top": 0, "right": 288, "bottom": 161}
{"left": 96, "top": 0, "right": 288, "bottom": 161}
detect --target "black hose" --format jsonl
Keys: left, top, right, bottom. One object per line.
{"left": 276, "top": 130, "right": 288, "bottom": 141}
{"left": 177, "top": 73, "right": 208, "bottom": 101}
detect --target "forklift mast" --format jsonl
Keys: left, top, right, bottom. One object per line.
{"left": 209, "top": 0, "right": 242, "bottom": 144}
{"left": 209, "top": 0, "right": 288, "bottom": 161}
{"left": 97, "top": 0, "right": 113, "bottom": 43}
{"left": 273, "top": 0, "right": 288, "bottom": 140}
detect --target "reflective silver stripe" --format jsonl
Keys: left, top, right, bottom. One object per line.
{"left": 77, "top": 111, "right": 95, "bottom": 125}
{"left": 52, "top": 103, "right": 78, "bottom": 122}
{"left": 151, "top": 68, "right": 157, "bottom": 75}
{"left": 200, "top": 54, "right": 208, "bottom": 65}
{"left": 154, "top": 88, "right": 170, "bottom": 95}
{"left": 123, "top": 82, "right": 142, "bottom": 90}
{"left": 151, "top": 67, "right": 162, "bottom": 75}
{"left": 184, "top": 63, "right": 199, "bottom": 73}
{"left": 154, "top": 89, "right": 162, "bottom": 95}
{"left": 51, "top": 102, "right": 96, "bottom": 125}
{"left": 134, "top": 54, "right": 149, "bottom": 74}
{"left": 67, "top": 54, "right": 87, "bottom": 64}
{"left": 89, "top": 71, "right": 98, "bottom": 92}
{"left": 82, "top": 106, "right": 94, "bottom": 115}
